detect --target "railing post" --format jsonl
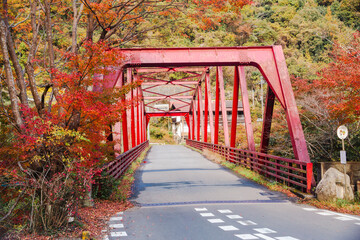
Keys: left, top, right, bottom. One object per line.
{"left": 306, "top": 162, "right": 313, "bottom": 193}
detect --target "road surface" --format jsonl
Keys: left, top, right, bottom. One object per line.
{"left": 104, "top": 145, "right": 360, "bottom": 240}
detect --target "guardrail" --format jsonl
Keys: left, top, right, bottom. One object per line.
{"left": 106, "top": 140, "right": 149, "bottom": 179}
{"left": 186, "top": 139, "right": 313, "bottom": 193}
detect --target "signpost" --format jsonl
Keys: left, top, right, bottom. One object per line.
{"left": 337, "top": 125, "right": 348, "bottom": 198}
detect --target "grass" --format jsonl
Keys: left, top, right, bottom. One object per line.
{"left": 189, "top": 147, "right": 360, "bottom": 216}
{"left": 200, "top": 148, "right": 297, "bottom": 197}
{"left": 111, "top": 146, "right": 151, "bottom": 202}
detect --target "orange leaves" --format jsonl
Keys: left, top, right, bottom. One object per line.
{"left": 314, "top": 32, "right": 360, "bottom": 123}
{"left": 188, "top": 0, "right": 251, "bottom": 30}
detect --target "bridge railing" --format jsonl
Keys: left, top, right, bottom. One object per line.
{"left": 106, "top": 140, "right": 149, "bottom": 179}
{"left": 186, "top": 139, "right": 313, "bottom": 193}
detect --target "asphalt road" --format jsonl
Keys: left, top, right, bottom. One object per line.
{"left": 105, "top": 145, "right": 360, "bottom": 240}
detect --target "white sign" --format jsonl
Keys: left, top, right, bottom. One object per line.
{"left": 337, "top": 125, "right": 348, "bottom": 139}
{"left": 340, "top": 150, "right": 346, "bottom": 164}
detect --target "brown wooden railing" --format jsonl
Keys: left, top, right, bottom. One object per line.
{"left": 106, "top": 140, "right": 149, "bottom": 179}
{"left": 187, "top": 139, "right": 313, "bottom": 193}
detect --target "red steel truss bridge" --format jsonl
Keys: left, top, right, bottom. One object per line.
{"left": 100, "top": 46, "right": 315, "bottom": 193}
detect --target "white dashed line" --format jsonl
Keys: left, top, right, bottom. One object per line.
{"left": 116, "top": 212, "right": 123, "bottom": 215}
{"left": 195, "top": 208, "right": 208, "bottom": 211}
{"left": 316, "top": 211, "right": 335, "bottom": 216}
{"left": 238, "top": 220, "right": 257, "bottom": 226}
{"left": 254, "top": 233, "right": 276, "bottom": 240}
{"left": 355, "top": 223, "right": 360, "bottom": 225}
{"left": 335, "top": 216, "right": 354, "bottom": 221}
{"left": 109, "top": 223, "right": 124, "bottom": 228}
{"left": 219, "top": 225, "right": 239, "bottom": 231}
{"left": 235, "top": 234, "right": 259, "bottom": 239}
{"left": 226, "top": 214, "right": 243, "bottom": 219}
{"left": 253, "top": 228, "right": 277, "bottom": 234}
{"left": 276, "top": 237, "right": 300, "bottom": 240}
{"left": 110, "top": 231, "right": 127, "bottom": 237}
{"left": 208, "top": 218, "right": 224, "bottom": 223}
{"left": 218, "top": 209, "right": 233, "bottom": 213}
{"left": 200, "top": 212, "right": 215, "bottom": 217}
{"left": 302, "top": 208, "right": 317, "bottom": 211}
{"left": 110, "top": 216, "right": 123, "bottom": 221}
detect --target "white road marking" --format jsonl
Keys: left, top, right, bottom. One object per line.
{"left": 195, "top": 208, "right": 208, "bottom": 211}
{"left": 305, "top": 208, "right": 360, "bottom": 221}
{"left": 219, "top": 225, "right": 239, "bottom": 231}
{"left": 335, "top": 216, "right": 354, "bottom": 221}
{"left": 276, "top": 237, "right": 300, "bottom": 240}
{"left": 253, "top": 228, "right": 277, "bottom": 234}
{"left": 254, "top": 234, "right": 276, "bottom": 240}
{"left": 218, "top": 209, "right": 233, "bottom": 213}
{"left": 110, "top": 216, "right": 123, "bottom": 221}
{"left": 110, "top": 231, "right": 127, "bottom": 237}
{"left": 200, "top": 212, "right": 215, "bottom": 217}
{"left": 316, "top": 211, "right": 335, "bottom": 216}
{"left": 227, "top": 214, "right": 243, "bottom": 219}
{"left": 238, "top": 220, "right": 257, "bottom": 226}
{"left": 208, "top": 218, "right": 224, "bottom": 223}
{"left": 116, "top": 212, "right": 123, "bottom": 215}
{"left": 109, "top": 223, "right": 124, "bottom": 228}
{"left": 103, "top": 235, "right": 109, "bottom": 240}
{"left": 302, "top": 208, "right": 317, "bottom": 211}
{"left": 355, "top": 222, "right": 360, "bottom": 225}
{"left": 235, "top": 234, "right": 259, "bottom": 239}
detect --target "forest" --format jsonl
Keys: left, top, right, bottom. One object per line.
{"left": 0, "top": 0, "right": 359, "bottom": 237}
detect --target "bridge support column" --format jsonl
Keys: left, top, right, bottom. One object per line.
{"left": 204, "top": 71, "right": 214, "bottom": 143}
{"left": 136, "top": 87, "right": 141, "bottom": 145}
{"left": 260, "top": 86, "right": 275, "bottom": 154}
{"left": 214, "top": 68, "right": 220, "bottom": 144}
{"left": 193, "top": 101, "right": 197, "bottom": 141}
{"left": 197, "top": 85, "right": 203, "bottom": 141}
{"left": 121, "top": 72, "right": 129, "bottom": 152}
{"left": 230, "top": 67, "right": 240, "bottom": 148}
{"left": 239, "top": 66, "right": 255, "bottom": 151}
{"left": 185, "top": 114, "right": 191, "bottom": 140}
{"left": 129, "top": 69, "right": 136, "bottom": 148}
{"left": 217, "top": 67, "right": 230, "bottom": 147}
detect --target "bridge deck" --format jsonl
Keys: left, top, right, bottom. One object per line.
{"left": 131, "top": 145, "right": 284, "bottom": 206}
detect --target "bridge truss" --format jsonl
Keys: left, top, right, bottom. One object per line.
{"left": 100, "top": 46, "right": 315, "bottom": 193}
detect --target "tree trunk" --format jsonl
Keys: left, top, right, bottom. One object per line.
{"left": 0, "top": 19, "right": 23, "bottom": 128}
{"left": 43, "top": 0, "right": 61, "bottom": 107}
{"left": 72, "top": 0, "right": 84, "bottom": 53}
{"left": 2, "top": 0, "right": 28, "bottom": 105}
{"left": 26, "top": 0, "right": 43, "bottom": 113}
{"left": 86, "top": 12, "right": 95, "bottom": 41}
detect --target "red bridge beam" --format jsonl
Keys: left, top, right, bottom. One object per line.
{"left": 117, "top": 46, "right": 310, "bottom": 163}
{"left": 146, "top": 112, "right": 188, "bottom": 117}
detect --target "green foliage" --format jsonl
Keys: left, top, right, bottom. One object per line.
{"left": 92, "top": 171, "right": 120, "bottom": 200}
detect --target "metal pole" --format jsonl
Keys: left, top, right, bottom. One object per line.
{"left": 342, "top": 138, "right": 347, "bottom": 199}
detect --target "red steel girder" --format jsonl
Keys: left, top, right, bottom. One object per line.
{"left": 146, "top": 112, "right": 188, "bottom": 117}
{"left": 144, "top": 96, "right": 193, "bottom": 100}
{"left": 115, "top": 46, "right": 310, "bottom": 163}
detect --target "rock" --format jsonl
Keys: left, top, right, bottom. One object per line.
{"left": 316, "top": 167, "right": 354, "bottom": 201}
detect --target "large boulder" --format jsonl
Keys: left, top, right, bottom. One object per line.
{"left": 316, "top": 167, "right": 354, "bottom": 201}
